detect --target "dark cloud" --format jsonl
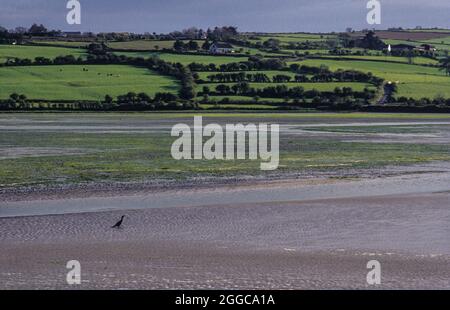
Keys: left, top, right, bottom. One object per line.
{"left": 0, "top": 0, "right": 449, "bottom": 32}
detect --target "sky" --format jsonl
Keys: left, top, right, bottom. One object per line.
{"left": 0, "top": 0, "right": 449, "bottom": 33}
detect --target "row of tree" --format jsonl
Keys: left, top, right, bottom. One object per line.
{"left": 188, "top": 56, "right": 286, "bottom": 72}
{"left": 201, "top": 83, "right": 375, "bottom": 100}
{"left": 0, "top": 92, "right": 197, "bottom": 111}
{"left": 188, "top": 58, "right": 382, "bottom": 87}
{"left": 440, "top": 57, "right": 450, "bottom": 76}
{"left": 0, "top": 23, "right": 240, "bottom": 42}
{"left": 173, "top": 40, "right": 200, "bottom": 51}
{"left": 338, "top": 31, "right": 386, "bottom": 50}
{"left": 395, "top": 95, "right": 450, "bottom": 107}
{"left": 200, "top": 69, "right": 383, "bottom": 85}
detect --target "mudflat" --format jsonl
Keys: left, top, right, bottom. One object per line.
{"left": 1, "top": 113, "right": 450, "bottom": 289}
{"left": 1, "top": 187, "right": 449, "bottom": 289}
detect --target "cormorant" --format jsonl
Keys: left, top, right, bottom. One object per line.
{"left": 111, "top": 215, "right": 125, "bottom": 229}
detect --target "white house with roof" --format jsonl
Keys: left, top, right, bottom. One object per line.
{"left": 209, "top": 42, "right": 234, "bottom": 54}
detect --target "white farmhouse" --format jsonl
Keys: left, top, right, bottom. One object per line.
{"left": 209, "top": 42, "right": 234, "bottom": 54}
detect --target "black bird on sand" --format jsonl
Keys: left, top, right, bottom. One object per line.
{"left": 111, "top": 215, "right": 125, "bottom": 229}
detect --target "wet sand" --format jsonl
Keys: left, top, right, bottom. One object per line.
{"left": 1, "top": 190, "right": 449, "bottom": 289}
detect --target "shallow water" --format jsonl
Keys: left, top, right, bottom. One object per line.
{"left": 1, "top": 166, "right": 450, "bottom": 218}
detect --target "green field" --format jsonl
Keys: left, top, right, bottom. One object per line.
{"left": 290, "top": 59, "right": 450, "bottom": 99}
{"left": 205, "top": 95, "right": 286, "bottom": 103}
{"left": 0, "top": 45, "right": 87, "bottom": 63}
{"left": 422, "top": 36, "right": 450, "bottom": 45}
{"left": 108, "top": 39, "right": 282, "bottom": 57}
{"left": 108, "top": 40, "right": 205, "bottom": 51}
{"left": 319, "top": 54, "right": 439, "bottom": 65}
{"left": 0, "top": 65, "right": 179, "bottom": 100}
{"left": 249, "top": 33, "right": 335, "bottom": 44}
{"left": 231, "top": 45, "right": 284, "bottom": 56}
{"left": 201, "top": 103, "right": 279, "bottom": 109}
{"left": 0, "top": 33, "right": 449, "bottom": 105}
{"left": 114, "top": 51, "right": 249, "bottom": 65}
{"left": 409, "top": 29, "right": 450, "bottom": 33}
{"left": 196, "top": 70, "right": 299, "bottom": 80}
{"left": 32, "top": 41, "right": 92, "bottom": 48}
{"left": 281, "top": 49, "right": 329, "bottom": 55}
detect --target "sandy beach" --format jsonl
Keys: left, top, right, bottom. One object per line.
{"left": 1, "top": 175, "right": 449, "bottom": 289}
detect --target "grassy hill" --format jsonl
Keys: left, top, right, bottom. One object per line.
{"left": 114, "top": 51, "right": 249, "bottom": 65}
{"left": 107, "top": 40, "right": 205, "bottom": 51}
{"left": 1, "top": 29, "right": 450, "bottom": 109}
{"left": 0, "top": 45, "right": 87, "bottom": 63}
{"left": 0, "top": 65, "right": 179, "bottom": 100}
{"left": 290, "top": 59, "right": 449, "bottom": 99}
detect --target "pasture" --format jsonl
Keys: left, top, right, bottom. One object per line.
{"left": 31, "top": 41, "right": 91, "bottom": 48}
{"left": 0, "top": 45, "right": 87, "bottom": 63}
{"left": 0, "top": 65, "right": 179, "bottom": 100}
{"left": 114, "top": 51, "right": 249, "bottom": 65}
{"left": 107, "top": 40, "right": 204, "bottom": 51}
{"left": 249, "top": 33, "right": 335, "bottom": 44}
{"left": 291, "top": 59, "right": 450, "bottom": 99}
{"left": 0, "top": 30, "right": 449, "bottom": 106}
{"left": 196, "top": 70, "right": 299, "bottom": 80}
{"left": 319, "top": 54, "right": 439, "bottom": 65}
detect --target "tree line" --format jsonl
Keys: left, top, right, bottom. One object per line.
{"left": 199, "top": 68, "right": 383, "bottom": 85}
{"left": 201, "top": 83, "right": 376, "bottom": 100}
{"left": 0, "top": 91, "right": 197, "bottom": 111}
{"left": 188, "top": 56, "right": 286, "bottom": 72}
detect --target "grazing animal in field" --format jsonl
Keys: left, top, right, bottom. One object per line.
{"left": 111, "top": 215, "right": 125, "bottom": 229}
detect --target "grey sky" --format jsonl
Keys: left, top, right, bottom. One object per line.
{"left": 0, "top": 0, "right": 449, "bottom": 33}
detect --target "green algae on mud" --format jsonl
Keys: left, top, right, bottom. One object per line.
{"left": 1, "top": 113, "right": 450, "bottom": 188}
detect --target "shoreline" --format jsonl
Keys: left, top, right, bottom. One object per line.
{"left": 1, "top": 161, "right": 449, "bottom": 203}
{"left": 2, "top": 169, "right": 450, "bottom": 218}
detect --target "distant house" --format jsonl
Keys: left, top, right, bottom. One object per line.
{"left": 416, "top": 44, "right": 437, "bottom": 52}
{"left": 62, "top": 31, "right": 82, "bottom": 38}
{"left": 209, "top": 42, "right": 234, "bottom": 54}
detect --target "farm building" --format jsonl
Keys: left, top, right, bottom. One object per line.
{"left": 209, "top": 42, "right": 234, "bottom": 54}
{"left": 61, "top": 31, "right": 82, "bottom": 38}
{"left": 416, "top": 44, "right": 437, "bottom": 52}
